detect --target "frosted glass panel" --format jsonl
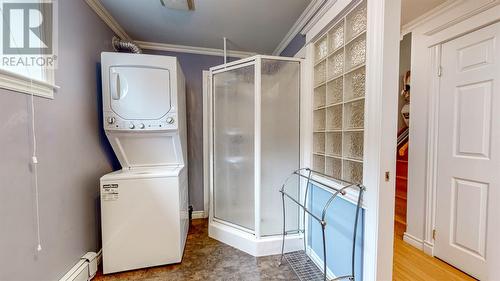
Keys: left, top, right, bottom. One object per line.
{"left": 343, "top": 159, "right": 363, "bottom": 184}
{"left": 314, "top": 61, "right": 326, "bottom": 86}
{"left": 314, "top": 109, "right": 326, "bottom": 131}
{"left": 327, "top": 78, "right": 343, "bottom": 105}
{"left": 343, "top": 131, "right": 364, "bottom": 160}
{"left": 315, "top": 36, "right": 328, "bottom": 61}
{"left": 260, "top": 59, "right": 300, "bottom": 236}
{"left": 314, "top": 132, "right": 326, "bottom": 154}
{"left": 346, "top": 2, "right": 367, "bottom": 41}
{"left": 213, "top": 64, "right": 255, "bottom": 231}
{"left": 326, "top": 132, "right": 342, "bottom": 156}
{"left": 344, "top": 67, "right": 365, "bottom": 102}
{"left": 314, "top": 85, "right": 326, "bottom": 108}
{"left": 328, "top": 50, "right": 344, "bottom": 79}
{"left": 344, "top": 100, "right": 365, "bottom": 129}
{"left": 329, "top": 21, "right": 344, "bottom": 52}
{"left": 313, "top": 154, "right": 325, "bottom": 173}
{"left": 346, "top": 34, "right": 366, "bottom": 71}
{"left": 326, "top": 105, "right": 342, "bottom": 130}
{"left": 325, "top": 156, "right": 342, "bottom": 179}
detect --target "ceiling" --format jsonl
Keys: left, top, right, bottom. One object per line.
{"left": 100, "top": 0, "right": 312, "bottom": 54}
{"left": 99, "top": 0, "right": 448, "bottom": 54}
{"left": 400, "top": 0, "right": 447, "bottom": 26}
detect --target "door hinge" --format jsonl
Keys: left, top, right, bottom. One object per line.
{"left": 432, "top": 229, "right": 437, "bottom": 240}
{"left": 437, "top": 66, "right": 442, "bottom": 77}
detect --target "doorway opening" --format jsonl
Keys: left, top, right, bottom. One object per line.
{"left": 394, "top": 33, "right": 411, "bottom": 240}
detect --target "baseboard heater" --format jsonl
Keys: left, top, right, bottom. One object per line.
{"left": 58, "top": 252, "right": 99, "bottom": 281}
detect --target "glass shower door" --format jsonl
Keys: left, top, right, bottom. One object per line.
{"left": 213, "top": 64, "right": 255, "bottom": 231}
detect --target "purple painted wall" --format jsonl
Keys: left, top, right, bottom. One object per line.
{"left": 280, "top": 33, "right": 306, "bottom": 57}
{"left": 0, "top": 2, "right": 115, "bottom": 280}
{"left": 145, "top": 50, "right": 233, "bottom": 211}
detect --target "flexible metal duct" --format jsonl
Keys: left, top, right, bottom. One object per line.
{"left": 111, "top": 36, "right": 143, "bottom": 54}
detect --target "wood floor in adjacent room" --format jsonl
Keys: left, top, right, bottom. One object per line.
{"left": 393, "top": 222, "right": 476, "bottom": 281}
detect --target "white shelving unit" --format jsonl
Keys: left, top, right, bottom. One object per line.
{"left": 312, "top": 1, "right": 367, "bottom": 184}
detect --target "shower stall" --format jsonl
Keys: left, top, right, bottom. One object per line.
{"left": 208, "top": 55, "right": 303, "bottom": 256}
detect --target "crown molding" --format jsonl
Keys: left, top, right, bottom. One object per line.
{"left": 136, "top": 41, "right": 255, "bottom": 58}
{"left": 85, "top": 0, "right": 255, "bottom": 58}
{"left": 400, "top": 0, "right": 464, "bottom": 36}
{"left": 423, "top": 0, "right": 500, "bottom": 36}
{"left": 272, "top": 0, "right": 326, "bottom": 55}
{"left": 85, "top": 0, "right": 132, "bottom": 41}
{"left": 400, "top": 0, "right": 500, "bottom": 36}
{"left": 301, "top": 0, "right": 339, "bottom": 37}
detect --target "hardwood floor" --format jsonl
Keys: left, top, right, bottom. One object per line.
{"left": 393, "top": 140, "right": 475, "bottom": 281}
{"left": 393, "top": 218, "right": 476, "bottom": 280}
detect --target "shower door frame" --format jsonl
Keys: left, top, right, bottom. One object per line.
{"left": 208, "top": 55, "right": 303, "bottom": 239}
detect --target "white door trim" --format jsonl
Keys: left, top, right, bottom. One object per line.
{"left": 202, "top": 70, "right": 210, "bottom": 218}
{"left": 304, "top": 0, "right": 401, "bottom": 279}
{"left": 362, "top": 1, "right": 401, "bottom": 280}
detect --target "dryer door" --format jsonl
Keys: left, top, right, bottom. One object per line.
{"left": 109, "top": 66, "right": 171, "bottom": 120}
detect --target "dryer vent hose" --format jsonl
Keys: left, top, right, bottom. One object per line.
{"left": 112, "top": 37, "right": 143, "bottom": 54}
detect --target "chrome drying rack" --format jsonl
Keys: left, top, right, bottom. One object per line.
{"left": 278, "top": 168, "right": 365, "bottom": 281}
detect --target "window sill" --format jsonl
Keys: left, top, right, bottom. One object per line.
{"left": 0, "top": 69, "right": 58, "bottom": 99}
{"left": 310, "top": 174, "right": 366, "bottom": 209}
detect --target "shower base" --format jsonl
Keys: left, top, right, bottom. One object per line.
{"left": 209, "top": 219, "right": 303, "bottom": 257}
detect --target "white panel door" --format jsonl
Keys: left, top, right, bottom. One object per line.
{"left": 435, "top": 22, "right": 500, "bottom": 280}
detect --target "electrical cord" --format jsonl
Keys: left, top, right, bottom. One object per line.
{"left": 2, "top": 8, "right": 43, "bottom": 252}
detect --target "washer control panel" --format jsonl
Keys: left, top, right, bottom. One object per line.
{"left": 104, "top": 112, "right": 177, "bottom": 131}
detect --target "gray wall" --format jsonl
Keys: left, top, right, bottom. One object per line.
{"left": 280, "top": 33, "right": 306, "bottom": 57}
{"left": 0, "top": 1, "right": 115, "bottom": 280}
{"left": 146, "top": 50, "right": 231, "bottom": 211}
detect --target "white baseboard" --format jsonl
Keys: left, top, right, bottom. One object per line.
{"left": 403, "top": 232, "right": 424, "bottom": 250}
{"left": 192, "top": 211, "right": 207, "bottom": 219}
{"left": 59, "top": 252, "right": 99, "bottom": 281}
{"left": 307, "top": 246, "right": 336, "bottom": 280}
{"left": 423, "top": 241, "right": 434, "bottom": 256}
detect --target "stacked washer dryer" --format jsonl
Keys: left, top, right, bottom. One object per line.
{"left": 99, "top": 52, "right": 188, "bottom": 274}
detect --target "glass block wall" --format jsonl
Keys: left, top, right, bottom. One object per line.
{"left": 312, "top": 1, "right": 366, "bottom": 184}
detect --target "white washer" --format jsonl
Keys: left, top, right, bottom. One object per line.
{"left": 99, "top": 52, "right": 188, "bottom": 274}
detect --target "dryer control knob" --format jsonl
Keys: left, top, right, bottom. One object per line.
{"left": 166, "top": 117, "right": 175, "bottom": 124}
{"left": 139, "top": 123, "right": 145, "bottom": 129}
{"left": 129, "top": 123, "right": 135, "bottom": 129}
{"left": 107, "top": 117, "right": 115, "bottom": 124}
